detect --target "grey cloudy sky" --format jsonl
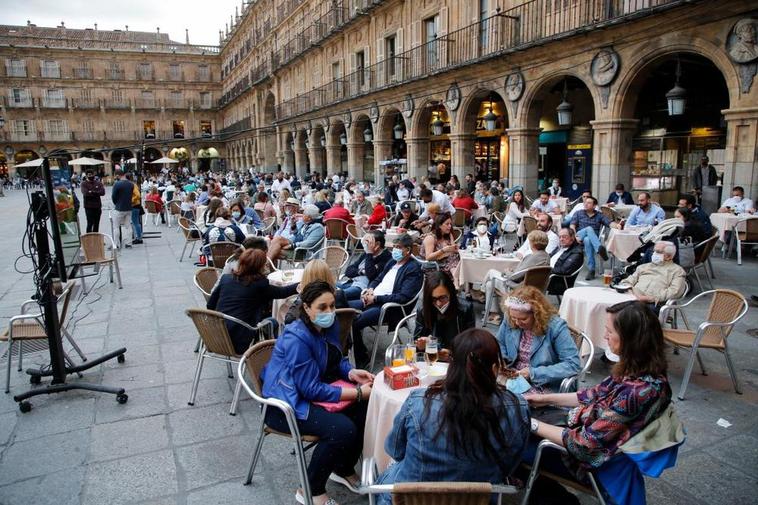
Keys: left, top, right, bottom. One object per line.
{"left": 1, "top": 0, "right": 242, "bottom": 46}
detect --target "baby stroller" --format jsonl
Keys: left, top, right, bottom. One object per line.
{"left": 612, "top": 218, "right": 684, "bottom": 283}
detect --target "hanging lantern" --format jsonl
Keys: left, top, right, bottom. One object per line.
{"left": 363, "top": 127, "right": 373, "bottom": 143}
{"left": 289, "top": 140, "right": 295, "bottom": 151}
{"left": 556, "top": 79, "right": 573, "bottom": 127}
{"left": 320, "top": 136, "right": 326, "bottom": 147}
{"left": 666, "top": 59, "right": 687, "bottom": 116}
{"left": 339, "top": 132, "right": 347, "bottom": 145}
{"left": 393, "top": 119, "right": 404, "bottom": 140}
{"left": 431, "top": 111, "right": 444, "bottom": 136}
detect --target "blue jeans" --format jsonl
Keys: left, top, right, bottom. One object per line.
{"left": 131, "top": 208, "right": 143, "bottom": 239}
{"left": 337, "top": 282, "right": 363, "bottom": 301}
{"left": 577, "top": 227, "right": 601, "bottom": 272}
{"left": 348, "top": 299, "right": 382, "bottom": 361}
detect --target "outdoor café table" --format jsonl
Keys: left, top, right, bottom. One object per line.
{"left": 559, "top": 286, "right": 636, "bottom": 362}
{"left": 268, "top": 269, "right": 303, "bottom": 325}
{"left": 458, "top": 250, "right": 521, "bottom": 289}
{"left": 385, "top": 227, "right": 420, "bottom": 244}
{"left": 471, "top": 206, "right": 488, "bottom": 221}
{"left": 710, "top": 212, "right": 748, "bottom": 243}
{"left": 363, "top": 370, "right": 421, "bottom": 473}
{"left": 606, "top": 226, "right": 646, "bottom": 262}
{"left": 610, "top": 204, "right": 636, "bottom": 218}
{"left": 552, "top": 197, "right": 569, "bottom": 213}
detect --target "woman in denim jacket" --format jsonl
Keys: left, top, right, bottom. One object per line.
{"left": 376, "top": 329, "right": 530, "bottom": 504}
{"left": 495, "top": 286, "right": 580, "bottom": 392}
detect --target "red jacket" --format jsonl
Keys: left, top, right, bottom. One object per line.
{"left": 323, "top": 205, "right": 354, "bottom": 237}
{"left": 146, "top": 193, "right": 164, "bottom": 213}
{"left": 452, "top": 196, "right": 478, "bottom": 216}
{"left": 367, "top": 203, "right": 387, "bottom": 226}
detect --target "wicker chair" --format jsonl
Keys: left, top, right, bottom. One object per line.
{"left": 0, "top": 282, "right": 86, "bottom": 393}
{"left": 324, "top": 218, "right": 351, "bottom": 248}
{"left": 369, "top": 280, "right": 424, "bottom": 370}
{"left": 193, "top": 267, "right": 221, "bottom": 302}
{"left": 346, "top": 224, "right": 366, "bottom": 260}
{"left": 259, "top": 216, "right": 276, "bottom": 236}
{"left": 209, "top": 242, "right": 241, "bottom": 268}
{"left": 185, "top": 308, "right": 273, "bottom": 415}
{"left": 335, "top": 308, "right": 361, "bottom": 360}
{"left": 685, "top": 231, "right": 719, "bottom": 292}
{"left": 659, "top": 289, "right": 748, "bottom": 400}
{"left": 314, "top": 246, "right": 349, "bottom": 278}
{"left": 361, "top": 458, "right": 517, "bottom": 505}
{"left": 522, "top": 266, "right": 553, "bottom": 292}
{"left": 238, "top": 341, "right": 319, "bottom": 505}
{"left": 600, "top": 205, "right": 619, "bottom": 223}
{"left": 559, "top": 327, "right": 594, "bottom": 393}
{"left": 143, "top": 200, "right": 163, "bottom": 226}
{"left": 521, "top": 215, "right": 537, "bottom": 235}
{"left": 547, "top": 265, "right": 584, "bottom": 303}
{"left": 453, "top": 208, "right": 468, "bottom": 229}
{"left": 167, "top": 200, "right": 182, "bottom": 227}
{"left": 79, "top": 232, "right": 122, "bottom": 288}
{"left": 178, "top": 217, "right": 202, "bottom": 262}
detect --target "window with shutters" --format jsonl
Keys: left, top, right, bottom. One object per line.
{"left": 425, "top": 15, "right": 440, "bottom": 71}
{"left": 81, "top": 88, "right": 92, "bottom": 101}
{"left": 200, "top": 92, "right": 212, "bottom": 109}
{"left": 13, "top": 119, "right": 34, "bottom": 139}
{"left": 197, "top": 64, "right": 210, "bottom": 81}
{"left": 44, "top": 88, "right": 65, "bottom": 108}
{"left": 168, "top": 63, "right": 182, "bottom": 81}
{"left": 140, "top": 90, "right": 155, "bottom": 108}
{"left": 6, "top": 58, "right": 26, "bottom": 77}
{"left": 385, "top": 35, "right": 396, "bottom": 78}
{"left": 137, "top": 63, "right": 153, "bottom": 80}
{"left": 46, "top": 119, "right": 68, "bottom": 140}
{"left": 169, "top": 91, "right": 183, "bottom": 108}
{"left": 356, "top": 50, "right": 365, "bottom": 87}
{"left": 41, "top": 60, "right": 60, "bottom": 78}
{"left": 9, "top": 88, "right": 31, "bottom": 107}
{"left": 109, "top": 63, "right": 125, "bottom": 80}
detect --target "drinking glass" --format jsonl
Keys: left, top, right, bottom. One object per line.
{"left": 404, "top": 343, "right": 416, "bottom": 364}
{"left": 425, "top": 337, "right": 439, "bottom": 366}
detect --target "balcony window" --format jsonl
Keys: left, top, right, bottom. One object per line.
{"left": 140, "top": 91, "right": 155, "bottom": 108}
{"left": 44, "top": 88, "right": 66, "bottom": 108}
{"left": 41, "top": 60, "right": 60, "bottom": 78}
{"left": 74, "top": 65, "right": 93, "bottom": 79}
{"left": 168, "top": 64, "right": 182, "bottom": 81}
{"left": 168, "top": 91, "right": 183, "bottom": 108}
{"left": 8, "top": 88, "right": 32, "bottom": 107}
{"left": 143, "top": 120, "right": 156, "bottom": 139}
{"left": 386, "top": 35, "right": 396, "bottom": 78}
{"left": 172, "top": 120, "right": 185, "bottom": 139}
{"left": 356, "top": 50, "right": 365, "bottom": 87}
{"left": 12, "top": 119, "right": 35, "bottom": 140}
{"left": 200, "top": 120, "right": 212, "bottom": 138}
{"left": 6, "top": 59, "right": 26, "bottom": 77}
{"left": 46, "top": 119, "right": 69, "bottom": 140}
{"left": 197, "top": 65, "right": 210, "bottom": 81}
{"left": 109, "top": 65, "right": 125, "bottom": 80}
{"left": 137, "top": 63, "right": 153, "bottom": 80}
{"left": 200, "top": 92, "right": 212, "bottom": 109}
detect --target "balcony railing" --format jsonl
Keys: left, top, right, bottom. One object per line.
{"left": 198, "top": 100, "right": 214, "bottom": 110}
{"left": 41, "top": 67, "right": 61, "bottom": 78}
{"left": 106, "top": 131, "right": 138, "bottom": 141}
{"left": 164, "top": 98, "right": 188, "bottom": 109}
{"left": 276, "top": 0, "right": 684, "bottom": 120}
{"left": 10, "top": 131, "right": 37, "bottom": 142}
{"left": 136, "top": 69, "right": 154, "bottom": 81}
{"left": 220, "top": 117, "right": 251, "bottom": 136}
{"left": 73, "top": 98, "right": 100, "bottom": 109}
{"left": 0, "top": 34, "right": 219, "bottom": 55}
{"left": 7, "top": 98, "right": 34, "bottom": 108}
{"left": 41, "top": 97, "right": 67, "bottom": 109}
{"left": 73, "top": 131, "right": 105, "bottom": 141}
{"left": 134, "top": 98, "right": 157, "bottom": 109}
{"left": 41, "top": 131, "right": 72, "bottom": 141}
{"left": 166, "top": 70, "right": 185, "bottom": 82}
{"left": 195, "top": 70, "right": 212, "bottom": 82}
{"left": 5, "top": 65, "right": 26, "bottom": 77}
{"left": 104, "top": 98, "right": 130, "bottom": 109}
{"left": 108, "top": 69, "right": 126, "bottom": 80}
{"left": 73, "top": 68, "right": 94, "bottom": 79}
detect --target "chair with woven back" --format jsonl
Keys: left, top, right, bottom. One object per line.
{"left": 600, "top": 205, "right": 619, "bottom": 223}
{"left": 79, "top": 232, "right": 122, "bottom": 288}
{"left": 314, "top": 245, "right": 349, "bottom": 279}
{"left": 167, "top": 200, "right": 182, "bottom": 227}
{"left": 1, "top": 281, "right": 87, "bottom": 393}
{"left": 143, "top": 200, "right": 163, "bottom": 226}
{"left": 522, "top": 266, "right": 553, "bottom": 293}
{"left": 185, "top": 308, "right": 273, "bottom": 415}
{"left": 346, "top": 223, "right": 366, "bottom": 260}
{"left": 209, "top": 242, "right": 242, "bottom": 268}
{"left": 335, "top": 308, "right": 361, "bottom": 361}
{"left": 324, "top": 218, "right": 351, "bottom": 248}
{"left": 453, "top": 208, "right": 468, "bottom": 229}
{"left": 685, "top": 231, "right": 719, "bottom": 291}
{"left": 178, "top": 217, "right": 202, "bottom": 262}
{"left": 727, "top": 216, "right": 758, "bottom": 265}
{"left": 193, "top": 267, "right": 222, "bottom": 302}
{"left": 560, "top": 326, "right": 594, "bottom": 393}
{"left": 259, "top": 216, "right": 277, "bottom": 236}
{"left": 238, "top": 340, "right": 319, "bottom": 505}
{"left": 658, "top": 289, "right": 748, "bottom": 400}
{"left": 521, "top": 215, "right": 537, "bottom": 235}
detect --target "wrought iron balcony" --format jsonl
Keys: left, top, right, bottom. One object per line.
{"left": 276, "top": 0, "right": 685, "bottom": 120}
{"left": 73, "top": 98, "right": 101, "bottom": 109}
{"left": 73, "top": 67, "right": 94, "bottom": 79}
{"left": 104, "top": 99, "right": 130, "bottom": 109}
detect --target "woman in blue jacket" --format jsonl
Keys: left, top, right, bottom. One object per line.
{"left": 495, "top": 285, "right": 581, "bottom": 393}
{"left": 262, "top": 281, "right": 375, "bottom": 505}
{"left": 377, "top": 329, "right": 530, "bottom": 504}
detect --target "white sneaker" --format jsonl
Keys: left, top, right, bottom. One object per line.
{"left": 328, "top": 473, "right": 360, "bottom": 493}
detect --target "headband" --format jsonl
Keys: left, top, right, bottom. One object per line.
{"left": 505, "top": 296, "right": 532, "bottom": 312}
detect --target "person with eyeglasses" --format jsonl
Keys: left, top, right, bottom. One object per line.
{"left": 412, "top": 271, "right": 475, "bottom": 362}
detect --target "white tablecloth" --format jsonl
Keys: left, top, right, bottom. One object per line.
{"left": 458, "top": 251, "right": 521, "bottom": 287}
{"left": 709, "top": 213, "right": 751, "bottom": 242}
{"left": 559, "top": 287, "right": 636, "bottom": 356}
{"left": 610, "top": 204, "right": 636, "bottom": 218}
{"left": 268, "top": 269, "right": 303, "bottom": 325}
{"left": 606, "top": 228, "right": 644, "bottom": 261}
{"left": 363, "top": 372, "right": 421, "bottom": 473}
{"left": 552, "top": 197, "right": 569, "bottom": 213}
{"left": 471, "top": 207, "right": 488, "bottom": 220}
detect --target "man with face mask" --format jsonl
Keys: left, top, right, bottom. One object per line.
{"left": 605, "top": 183, "right": 634, "bottom": 206}
{"left": 338, "top": 230, "right": 392, "bottom": 300}
{"left": 547, "top": 178, "right": 562, "bottom": 197}
{"left": 463, "top": 216, "right": 495, "bottom": 251}
{"left": 270, "top": 171, "right": 292, "bottom": 195}
{"left": 719, "top": 186, "right": 755, "bottom": 214}
{"left": 80, "top": 170, "right": 105, "bottom": 233}
{"left": 348, "top": 234, "right": 423, "bottom": 365}
{"left": 624, "top": 241, "right": 686, "bottom": 312}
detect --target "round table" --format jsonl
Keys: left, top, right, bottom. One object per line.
{"left": 709, "top": 212, "right": 752, "bottom": 243}
{"left": 268, "top": 269, "right": 303, "bottom": 325}
{"left": 559, "top": 286, "right": 636, "bottom": 361}
{"left": 610, "top": 204, "right": 636, "bottom": 218}
{"left": 606, "top": 227, "right": 645, "bottom": 261}
{"left": 458, "top": 251, "right": 521, "bottom": 288}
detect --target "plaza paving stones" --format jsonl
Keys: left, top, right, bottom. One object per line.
{"left": 0, "top": 189, "right": 756, "bottom": 504}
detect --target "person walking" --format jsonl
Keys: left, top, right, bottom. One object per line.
{"left": 111, "top": 169, "right": 135, "bottom": 247}
{"left": 80, "top": 170, "right": 105, "bottom": 233}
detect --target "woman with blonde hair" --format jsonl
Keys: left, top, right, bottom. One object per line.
{"left": 495, "top": 285, "right": 580, "bottom": 393}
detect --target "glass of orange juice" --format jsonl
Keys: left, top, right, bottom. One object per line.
{"left": 404, "top": 343, "right": 416, "bottom": 364}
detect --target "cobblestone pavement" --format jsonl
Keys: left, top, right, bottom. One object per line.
{"left": 0, "top": 189, "right": 756, "bottom": 505}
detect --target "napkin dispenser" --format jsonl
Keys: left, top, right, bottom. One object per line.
{"left": 383, "top": 365, "right": 419, "bottom": 390}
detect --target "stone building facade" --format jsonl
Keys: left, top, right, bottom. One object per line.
{"left": 1, "top": 0, "right": 757, "bottom": 202}
{"left": 0, "top": 23, "right": 222, "bottom": 175}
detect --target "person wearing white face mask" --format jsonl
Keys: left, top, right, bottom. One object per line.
{"left": 462, "top": 216, "right": 495, "bottom": 251}
{"left": 719, "top": 186, "right": 755, "bottom": 214}
{"left": 625, "top": 241, "right": 686, "bottom": 313}
{"left": 338, "top": 230, "right": 392, "bottom": 301}
{"left": 413, "top": 272, "right": 475, "bottom": 362}
{"left": 262, "top": 281, "right": 375, "bottom": 505}
{"left": 547, "top": 178, "right": 562, "bottom": 197}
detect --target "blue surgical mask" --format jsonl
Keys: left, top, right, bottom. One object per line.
{"left": 313, "top": 311, "right": 335, "bottom": 329}
{"left": 232, "top": 211, "right": 241, "bottom": 220}
{"left": 391, "top": 248, "right": 404, "bottom": 262}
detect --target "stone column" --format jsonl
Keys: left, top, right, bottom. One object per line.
{"left": 347, "top": 142, "right": 365, "bottom": 180}
{"left": 722, "top": 107, "right": 758, "bottom": 199}
{"left": 406, "top": 137, "right": 429, "bottom": 180}
{"left": 449, "top": 133, "right": 476, "bottom": 181}
{"left": 373, "top": 139, "right": 392, "bottom": 186}
{"left": 506, "top": 127, "right": 541, "bottom": 191}
{"left": 325, "top": 144, "right": 342, "bottom": 176}
{"left": 308, "top": 145, "right": 325, "bottom": 176}
{"left": 294, "top": 147, "right": 308, "bottom": 178}
{"left": 590, "top": 119, "right": 639, "bottom": 199}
